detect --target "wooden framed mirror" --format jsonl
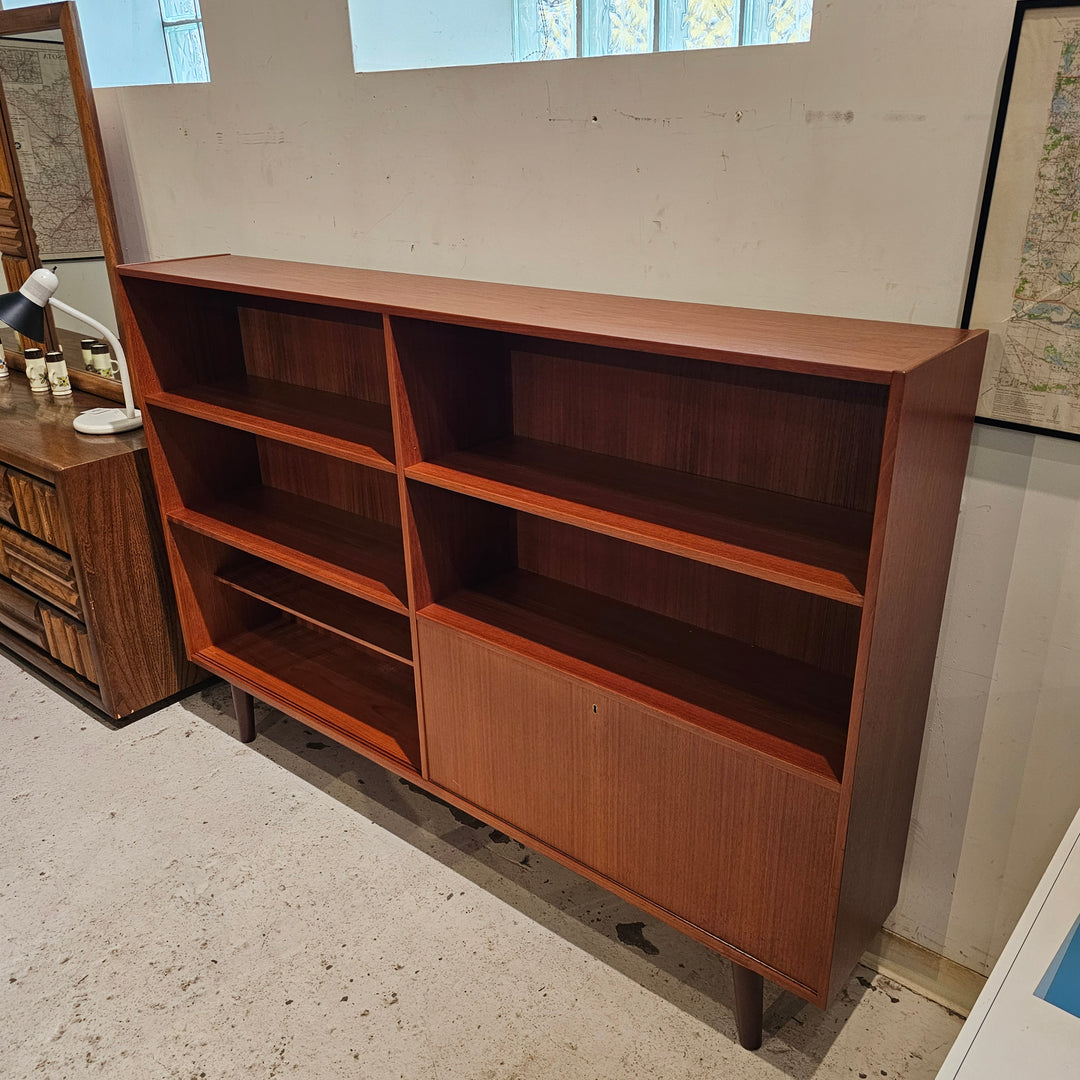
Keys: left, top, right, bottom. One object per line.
{"left": 0, "top": 2, "right": 124, "bottom": 401}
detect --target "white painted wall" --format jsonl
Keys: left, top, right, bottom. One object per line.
{"left": 91, "top": 0, "right": 1080, "bottom": 976}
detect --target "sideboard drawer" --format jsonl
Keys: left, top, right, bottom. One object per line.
{"left": 0, "top": 466, "right": 17, "bottom": 525}
{"left": 0, "top": 525, "right": 80, "bottom": 617}
{"left": 0, "top": 575, "right": 46, "bottom": 649}
{"left": 39, "top": 605, "right": 97, "bottom": 684}
{"left": 6, "top": 470, "right": 66, "bottom": 551}
{"left": 419, "top": 616, "right": 840, "bottom": 993}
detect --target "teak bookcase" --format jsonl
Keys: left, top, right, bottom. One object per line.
{"left": 118, "top": 254, "right": 986, "bottom": 1049}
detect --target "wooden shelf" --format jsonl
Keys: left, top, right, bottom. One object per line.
{"left": 407, "top": 437, "right": 871, "bottom": 605}
{"left": 144, "top": 376, "right": 396, "bottom": 471}
{"left": 168, "top": 486, "right": 408, "bottom": 612}
{"left": 420, "top": 570, "right": 850, "bottom": 784}
{"left": 216, "top": 558, "right": 413, "bottom": 665}
{"left": 201, "top": 616, "right": 420, "bottom": 770}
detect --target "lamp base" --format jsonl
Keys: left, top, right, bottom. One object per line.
{"left": 73, "top": 407, "right": 143, "bottom": 435}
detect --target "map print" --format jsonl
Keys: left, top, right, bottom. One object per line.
{"left": 0, "top": 40, "right": 101, "bottom": 260}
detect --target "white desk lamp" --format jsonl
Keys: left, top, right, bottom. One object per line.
{"left": 0, "top": 267, "right": 142, "bottom": 434}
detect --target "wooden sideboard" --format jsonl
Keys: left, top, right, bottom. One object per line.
{"left": 0, "top": 375, "right": 200, "bottom": 717}
{"left": 118, "top": 253, "right": 986, "bottom": 1048}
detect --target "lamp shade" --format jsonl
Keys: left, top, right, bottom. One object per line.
{"left": 0, "top": 267, "right": 140, "bottom": 434}
{"left": 0, "top": 267, "right": 58, "bottom": 344}
{"left": 0, "top": 288, "right": 46, "bottom": 342}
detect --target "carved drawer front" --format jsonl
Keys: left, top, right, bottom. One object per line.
{"left": 420, "top": 617, "right": 840, "bottom": 995}
{"left": 0, "top": 525, "right": 80, "bottom": 617}
{"left": 39, "top": 605, "right": 97, "bottom": 684}
{"left": 0, "top": 467, "right": 17, "bottom": 525}
{"left": 6, "top": 470, "right": 66, "bottom": 551}
{"left": 0, "top": 575, "right": 46, "bottom": 649}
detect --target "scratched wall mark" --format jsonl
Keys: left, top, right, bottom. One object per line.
{"left": 616, "top": 110, "right": 682, "bottom": 126}
{"left": 883, "top": 112, "right": 927, "bottom": 123}
{"left": 805, "top": 109, "right": 855, "bottom": 124}
{"left": 215, "top": 129, "right": 287, "bottom": 147}
{"left": 238, "top": 129, "right": 286, "bottom": 145}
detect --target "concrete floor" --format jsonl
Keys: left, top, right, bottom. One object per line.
{"left": 0, "top": 653, "right": 963, "bottom": 1079}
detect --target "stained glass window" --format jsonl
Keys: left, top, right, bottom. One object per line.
{"left": 513, "top": 0, "right": 810, "bottom": 62}
{"left": 158, "top": 0, "right": 210, "bottom": 83}
{"left": 587, "top": 0, "right": 656, "bottom": 57}
{"left": 755, "top": 0, "right": 814, "bottom": 44}
{"left": 514, "top": 0, "right": 577, "bottom": 62}
{"left": 667, "top": 0, "right": 739, "bottom": 52}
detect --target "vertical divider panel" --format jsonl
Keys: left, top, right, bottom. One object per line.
{"left": 386, "top": 314, "right": 519, "bottom": 777}
{"left": 383, "top": 313, "right": 431, "bottom": 775}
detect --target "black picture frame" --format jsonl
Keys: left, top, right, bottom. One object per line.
{"left": 964, "top": 0, "right": 1080, "bottom": 441}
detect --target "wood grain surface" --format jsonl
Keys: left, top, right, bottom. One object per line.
{"left": 120, "top": 253, "right": 988, "bottom": 1014}
{"left": 202, "top": 617, "right": 420, "bottom": 769}
{"left": 407, "top": 439, "right": 871, "bottom": 605}
{"left": 825, "top": 337, "right": 986, "bottom": 1002}
{"left": 420, "top": 617, "right": 839, "bottom": 991}
{"left": 119, "top": 254, "right": 983, "bottom": 381}
{"left": 217, "top": 557, "right": 413, "bottom": 664}
{"left": 143, "top": 380, "right": 395, "bottom": 470}
{"left": 169, "top": 493, "right": 407, "bottom": 614}
{"left": 60, "top": 449, "right": 200, "bottom": 716}
{"left": 0, "top": 376, "right": 198, "bottom": 716}
{"left": 421, "top": 573, "right": 848, "bottom": 785}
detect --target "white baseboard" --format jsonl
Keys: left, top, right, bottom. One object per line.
{"left": 861, "top": 929, "right": 987, "bottom": 1017}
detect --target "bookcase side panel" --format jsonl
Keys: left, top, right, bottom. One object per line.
{"left": 827, "top": 335, "right": 987, "bottom": 1003}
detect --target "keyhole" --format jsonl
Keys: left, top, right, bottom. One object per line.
{"left": 592, "top": 704, "right": 598, "bottom": 714}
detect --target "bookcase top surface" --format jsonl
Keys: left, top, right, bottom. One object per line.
{"left": 118, "top": 254, "right": 985, "bottom": 381}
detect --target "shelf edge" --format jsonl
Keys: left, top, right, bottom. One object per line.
{"left": 406, "top": 461, "right": 867, "bottom": 608}
{"left": 417, "top": 604, "right": 844, "bottom": 789}
{"left": 144, "top": 390, "right": 397, "bottom": 472}
{"left": 168, "top": 508, "right": 410, "bottom": 615}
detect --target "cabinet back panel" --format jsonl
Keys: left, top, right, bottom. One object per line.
{"left": 405, "top": 481, "right": 517, "bottom": 606}
{"left": 256, "top": 439, "right": 400, "bottom": 526}
{"left": 125, "top": 279, "right": 244, "bottom": 395}
{"left": 517, "top": 516, "right": 860, "bottom": 677}
{"left": 238, "top": 301, "right": 389, "bottom": 404}
{"left": 388, "top": 316, "right": 512, "bottom": 462}
{"left": 148, "top": 406, "right": 262, "bottom": 506}
{"left": 511, "top": 350, "right": 888, "bottom": 512}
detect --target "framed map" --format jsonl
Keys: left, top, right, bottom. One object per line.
{"left": 965, "top": 1, "right": 1080, "bottom": 438}
{"left": 0, "top": 37, "right": 102, "bottom": 261}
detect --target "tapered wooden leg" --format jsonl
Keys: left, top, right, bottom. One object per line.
{"left": 231, "top": 684, "right": 256, "bottom": 743}
{"left": 732, "top": 961, "right": 764, "bottom": 1050}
